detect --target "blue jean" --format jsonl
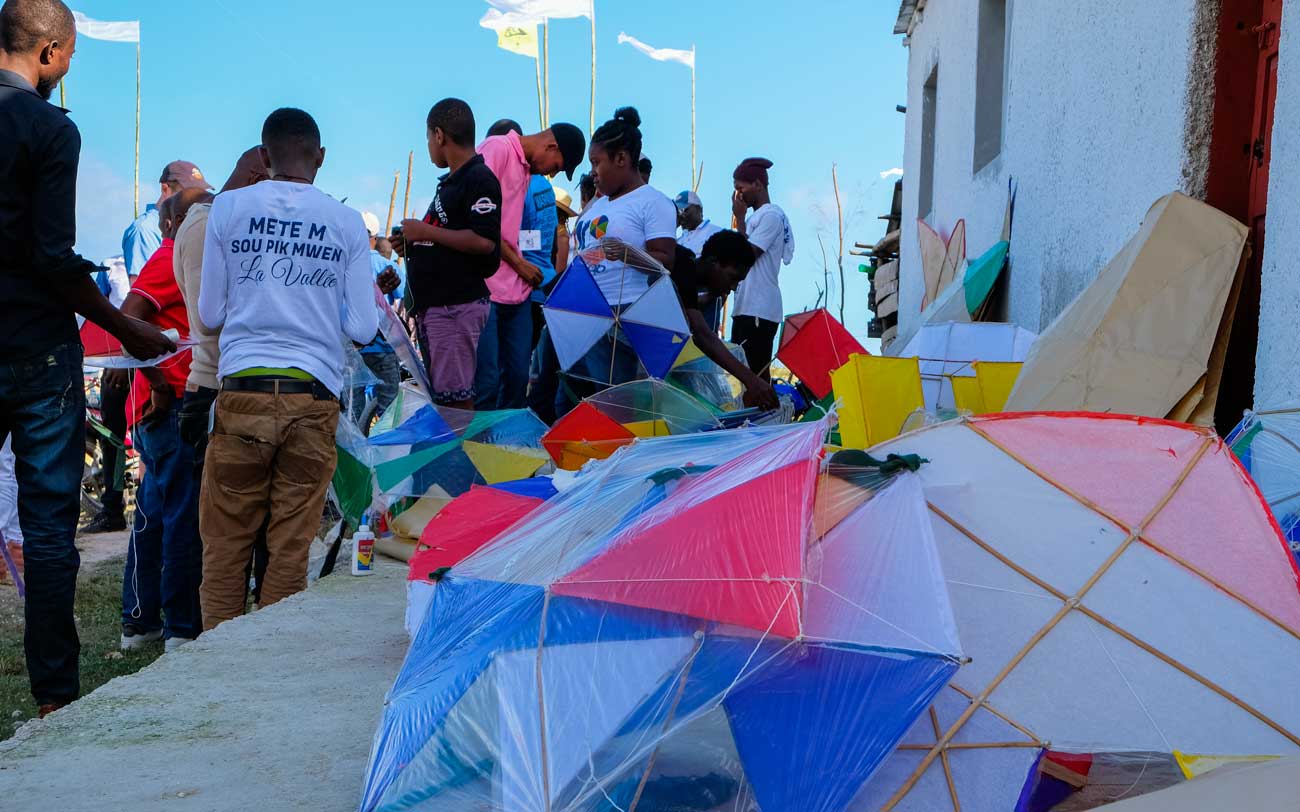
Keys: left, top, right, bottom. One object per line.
{"left": 474, "top": 301, "right": 533, "bottom": 411}
{"left": 527, "top": 325, "right": 562, "bottom": 425}
{"left": 122, "top": 406, "right": 203, "bottom": 640}
{"left": 0, "top": 341, "right": 85, "bottom": 703}
{"left": 351, "top": 350, "right": 400, "bottom": 431}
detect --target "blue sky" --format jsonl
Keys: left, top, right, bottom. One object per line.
{"left": 66, "top": 0, "right": 906, "bottom": 342}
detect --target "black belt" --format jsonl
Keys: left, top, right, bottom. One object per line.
{"left": 221, "top": 376, "right": 336, "bottom": 401}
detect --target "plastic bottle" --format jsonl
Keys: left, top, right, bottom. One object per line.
{"left": 351, "top": 524, "right": 375, "bottom": 576}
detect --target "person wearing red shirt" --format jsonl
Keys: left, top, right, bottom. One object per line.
{"left": 119, "top": 189, "right": 211, "bottom": 652}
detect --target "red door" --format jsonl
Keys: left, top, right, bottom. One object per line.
{"left": 1247, "top": 0, "right": 1281, "bottom": 238}
{"left": 1215, "top": 0, "right": 1282, "bottom": 433}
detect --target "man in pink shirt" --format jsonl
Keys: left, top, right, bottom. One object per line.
{"left": 475, "top": 120, "right": 585, "bottom": 410}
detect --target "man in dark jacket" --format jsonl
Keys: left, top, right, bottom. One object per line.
{"left": 0, "top": 0, "right": 174, "bottom": 716}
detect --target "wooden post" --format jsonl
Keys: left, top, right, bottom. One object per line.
{"left": 133, "top": 42, "right": 141, "bottom": 218}
{"left": 534, "top": 36, "right": 545, "bottom": 130}
{"left": 693, "top": 161, "right": 704, "bottom": 193}
{"left": 589, "top": 0, "right": 596, "bottom": 135}
{"left": 385, "top": 171, "right": 399, "bottom": 233}
{"left": 690, "top": 48, "right": 697, "bottom": 191}
{"left": 543, "top": 20, "right": 551, "bottom": 127}
{"left": 833, "top": 163, "right": 846, "bottom": 325}
{"left": 402, "top": 151, "right": 413, "bottom": 220}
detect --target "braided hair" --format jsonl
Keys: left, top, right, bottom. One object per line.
{"left": 590, "top": 106, "right": 643, "bottom": 162}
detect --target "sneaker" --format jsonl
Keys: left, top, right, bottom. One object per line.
{"left": 120, "top": 625, "right": 162, "bottom": 650}
{"left": 164, "top": 637, "right": 195, "bottom": 653}
{"left": 79, "top": 511, "right": 127, "bottom": 535}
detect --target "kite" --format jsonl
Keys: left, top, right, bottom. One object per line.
{"left": 1227, "top": 405, "right": 1300, "bottom": 564}
{"left": 854, "top": 412, "right": 1300, "bottom": 811}
{"left": 777, "top": 308, "right": 868, "bottom": 399}
{"left": 541, "top": 379, "right": 721, "bottom": 470}
{"left": 544, "top": 242, "right": 690, "bottom": 383}
{"left": 898, "top": 321, "right": 1036, "bottom": 412}
{"left": 361, "top": 422, "right": 963, "bottom": 812}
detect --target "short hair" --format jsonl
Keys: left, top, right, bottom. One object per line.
{"left": 427, "top": 98, "right": 475, "bottom": 148}
{"left": 638, "top": 156, "right": 652, "bottom": 177}
{"left": 701, "top": 230, "right": 757, "bottom": 274}
{"left": 487, "top": 118, "right": 522, "bottom": 137}
{"left": 591, "top": 106, "right": 643, "bottom": 162}
{"left": 0, "top": 0, "right": 75, "bottom": 53}
{"left": 579, "top": 173, "right": 596, "bottom": 199}
{"left": 261, "top": 108, "right": 321, "bottom": 164}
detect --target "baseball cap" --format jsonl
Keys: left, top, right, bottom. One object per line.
{"left": 549, "top": 122, "right": 587, "bottom": 181}
{"left": 674, "top": 190, "right": 702, "bottom": 211}
{"left": 159, "top": 160, "right": 212, "bottom": 191}
{"left": 361, "top": 211, "right": 381, "bottom": 237}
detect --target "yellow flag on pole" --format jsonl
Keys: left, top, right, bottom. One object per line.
{"left": 481, "top": 9, "right": 539, "bottom": 59}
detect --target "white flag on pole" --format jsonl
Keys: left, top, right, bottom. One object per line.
{"left": 484, "top": 0, "right": 591, "bottom": 21}
{"left": 71, "top": 11, "right": 139, "bottom": 43}
{"left": 617, "top": 32, "right": 694, "bottom": 68}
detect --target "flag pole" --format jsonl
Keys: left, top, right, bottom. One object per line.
{"left": 402, "top": 151, "right": 413, "bottom": 220}
{"left": 694, "top": 161, "right": 703, "bottom": 193}
{"left": 543, "top": 20, "right": 550, "bottom": 127}
{"left": 534, "top": 32, "right": 545, "bottom": 130}
{"left": 133, "top": 41, "right": 140, "bottom": 219}
{"left": 385, "top": 170, "right": 399, "bottom": 233}
{"left": 690, "top": 46, "right": 696, "bottom": 191}
{"left": 589, "top": 0, "right": 596, "bottom": 134}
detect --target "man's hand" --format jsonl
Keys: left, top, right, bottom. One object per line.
{"left": 115, "top": 316, "right": 176, "bottom": 361}
{"left": 101, "top": 367, "right": 131, "bottom": 393}
{"left": 731, "top": 190, "right": 748, "bottom": 223}
{"left": 742, "top": 377, "right": 780, "bottom": 411}
{"left": 515, "top": 260, "right": 544, "bottom": 287}
{"left": 377, "top": 267, "right": 401, "bottom": 296}
{"left": 141, "top": 385, "right": 174, "bottom": 424}
{"left": 400, "top": 218, "right": 439, "bottom": 244}
{"left": 388, "top": 232, "right": 406, "bottom": 257}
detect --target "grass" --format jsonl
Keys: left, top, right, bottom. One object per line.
{"left": 0, "top": 556, "right": 162, "bottom": 740}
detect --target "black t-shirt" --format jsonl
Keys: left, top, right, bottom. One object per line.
{"left": 406, "top": 153, "right": 502, "bottom": 311}
{"left": 671, "top": 245, "right": 702, "bottom": 313}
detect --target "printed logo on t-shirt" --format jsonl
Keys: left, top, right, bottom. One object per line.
{"left": 470, "top": 197, "right": 498, "bottom": 215}
{"left": 589, "top": 215, "right": 609, "bottom": 240}
{"left": 230, "top": 216, "right": 342, "bottom": 289}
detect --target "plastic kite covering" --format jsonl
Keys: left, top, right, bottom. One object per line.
{"left": 854, "top": 413, "right": 1300, "bottom": 812}
{"left": 667, "top": 339, "right": 746, "bottom": 411}
{"left": 79, "top": 319, "right": 195, "bottom": 369}
{"left": 362, "top": 422, "right": 963, "bottom": 812}
{"left": 898, "top": 322, "right": 1036, "bottom": 412}
{"left": 544, "top": 245, "right": 690, "bottom": 382}
{"left": 893, "top": 240, "right": 1010, "bottom": 354}
{"left": 1006, "top": 192, "right": 1247, "bottom": 420}
{"left": 776, "top": 309, "right": 868, "bottom": 399}
{"left": 948, "top": 361, "right": 1021, "bottom": 415}
{"left": 833, "top": 354, "right": 925, "bottom": 449}
{"left": 918, "top": 219, "right": 966, "bottom": 310}
{"left": 335, "top": 403, "right": 551, "bottom": 535}
{"left": 542, "top": 379, "right": 721, "bottom": 470}
{"left": 1227, "top": 406, "right": 1300, "bottom": 563}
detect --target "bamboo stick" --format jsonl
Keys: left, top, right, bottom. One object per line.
{"left": 384, "top": 171, "right": 399, "bottom": 234}
{"left": 133, "top": 42, "right": 141, "bottom": 218}
{"left": 930, "top": 707, "right": 961, "bottom": 812}
{"left": 402, "top": 151, "right": 413, "bottom": 221}
{"left": 534, "top": 591, "right": 553, "bottom": 812}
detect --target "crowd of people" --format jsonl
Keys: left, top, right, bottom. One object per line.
{"left": 0, "top": 0, "right": 796, "bottom": 717}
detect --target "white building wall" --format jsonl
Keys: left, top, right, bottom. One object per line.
{"left": 898, "top": 0, "right": 1203, "bottom": 340}
{"left": 1256, "top": 7, "right": 1300, "bottom": 405}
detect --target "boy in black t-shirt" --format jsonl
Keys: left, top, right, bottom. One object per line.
{"left": 673, "top": 231, "right": 779, "bottom": 410}
{"left": 392, "top": 98, "right": 503, "bottom": 409}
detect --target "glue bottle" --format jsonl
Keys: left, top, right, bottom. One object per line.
{"left": 351, "top": 523, "right": 375, "bottom": 576}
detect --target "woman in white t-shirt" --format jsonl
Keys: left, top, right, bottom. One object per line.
{"left": 562, "top": 107, "right": 678, "bottom": 407}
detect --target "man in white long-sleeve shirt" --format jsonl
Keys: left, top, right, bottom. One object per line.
{"left": 196, "top": 108, "right": 377, "bottom": 630}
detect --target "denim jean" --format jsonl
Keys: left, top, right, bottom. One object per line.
{"left": 0, "top": 341, "right": 85, "bottom": 703}
{"left": 122, "top": 406, "right": 203, "bottom": 640}
{"left": 351, "top": 351, "right": 400, "bottom": 431}
{"left": 474, "top": 301, "right": 533, "bottom": 411}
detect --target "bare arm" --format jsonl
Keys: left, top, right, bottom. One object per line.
{"left": 645, "top": 237, "right": 677, "bottom": 271}
{"left": 687, "top": 309, "right": 778, "bottom": 410}
{"left": 119, "top": 292, "right": 167, "bottom": 389}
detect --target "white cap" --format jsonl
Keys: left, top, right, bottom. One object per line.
{"left": 361, "top": 211, "right": 381, "bottom": 237}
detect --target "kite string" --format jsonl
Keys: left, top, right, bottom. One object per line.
{"left": 1086, "top": 618, "right": 1172, "bottom": 752}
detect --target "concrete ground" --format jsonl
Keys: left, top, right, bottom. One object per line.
{"left": 0, "top": 559, "right": 409, "bottom": 812}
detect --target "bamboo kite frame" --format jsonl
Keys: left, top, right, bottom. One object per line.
{"left": 879, "top": 418, "right": 1300, "bottom": 810}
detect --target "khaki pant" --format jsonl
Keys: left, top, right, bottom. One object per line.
{"left": 198, "top": 390, "right": 338, "bottom": 631}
